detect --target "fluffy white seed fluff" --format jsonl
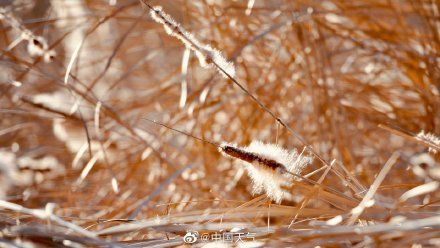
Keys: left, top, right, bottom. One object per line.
{"left": 149, "top": 6, "right": 235, "bottom": 78}
{"left": 416, "top": 131, "right": 440, "bottom": 154}
{"left": 219, "top": 141, "right": 313, "bottom": 203}
{"left": 0, "top": 7, "right": 55, "bottom": 63}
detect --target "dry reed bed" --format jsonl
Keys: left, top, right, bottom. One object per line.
{"left": 0, "top": 0, "right": 439, "bottom": 247}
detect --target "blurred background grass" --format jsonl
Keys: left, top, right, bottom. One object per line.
{"left": 0, "top": 0, "right": 439, "bottom": 247}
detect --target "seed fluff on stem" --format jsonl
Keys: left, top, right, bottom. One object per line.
{"left": 0, "top": 7, "right": 56, "bottom": 62}
{"left": 416, "top": 131, "right": 440, "bottom": 154}
{"left": 219, "top": 141, "right": 313, "bottom": 203}
{"left": 147, "top": 4, "right": 235, "bottom": 78}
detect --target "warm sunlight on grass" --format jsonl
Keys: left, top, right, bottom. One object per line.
{"left": 0, "top": 0, "right": 439, "bottom": 247}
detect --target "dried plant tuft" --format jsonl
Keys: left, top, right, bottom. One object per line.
{"left": 416, "top": 131, "right": 440, "bottom": 154}
{"left": 149, "top": 5, "right": 235, "bottom": 78}
{"left": 220, "top": 141, "right": 312, "bottom": 203}
{"left": 0, "top": 6, "right": 56, "bottom": 62}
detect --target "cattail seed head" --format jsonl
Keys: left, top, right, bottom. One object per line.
{"left": 219, "top": 141, "right": 312, "bottom": 203}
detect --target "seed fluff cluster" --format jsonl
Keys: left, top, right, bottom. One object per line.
{"left": 0, "top": 7, "right": 56, "bottom": 62}
{"left": 219, "top": 141, "right": 313, "bottom": 203}
{"left": 149, "top": 6, "right": 235, "bottom": 78}
{"left": 416, "top": 131, "right": 440, "bottom": 154}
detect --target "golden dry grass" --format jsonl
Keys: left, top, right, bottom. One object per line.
{"left": 0, "top": 0, "right": 439, "bottom": 247}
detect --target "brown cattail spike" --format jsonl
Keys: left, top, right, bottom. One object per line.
{"left": 219, "top": 141, "right": 313, "bottom": 203}
{"left": 221, "top": 145, "right": 287, "bottom": 172}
